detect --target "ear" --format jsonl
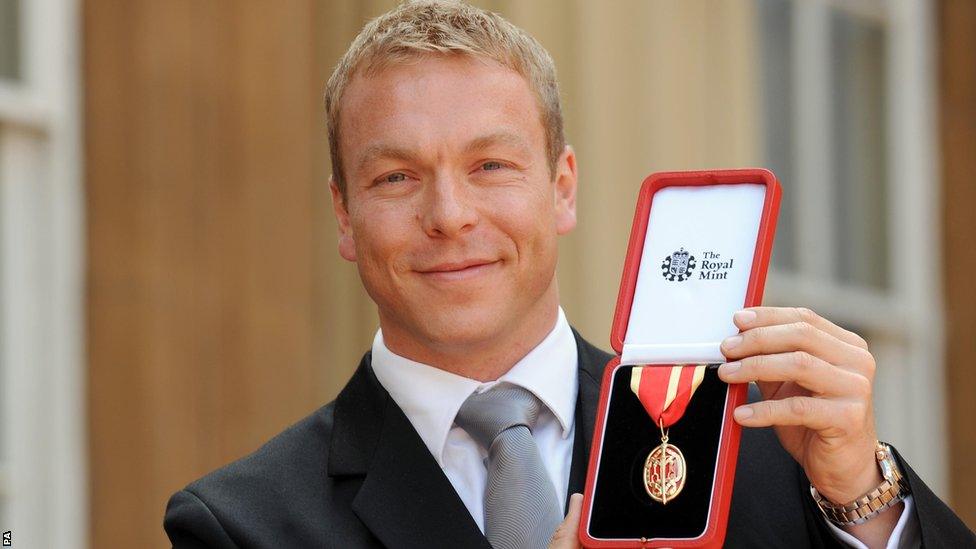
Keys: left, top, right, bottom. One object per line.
{"left": 330, "top": 176, "right": 358, "bottom": 262}
{"left": 553, "top": 144, "right": 578, "bottom": 235}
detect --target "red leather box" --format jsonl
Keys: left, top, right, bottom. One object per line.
{"left": 579, "top": 169, "right": 781, "bottom": 548}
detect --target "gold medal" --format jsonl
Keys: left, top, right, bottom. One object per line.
{"left": 631, "top": 365, "right": 705, "bottom": 504}
{"left": 642, "top": 421, "right": 686, "bottom": 504}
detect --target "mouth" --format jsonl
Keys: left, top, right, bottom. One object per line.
{"left": 416, "top": 259, "right": 501, "bottom": 282}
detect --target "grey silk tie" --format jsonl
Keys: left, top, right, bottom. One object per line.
{"left": 454, "top": 386, "right": 562, "bottom": 549}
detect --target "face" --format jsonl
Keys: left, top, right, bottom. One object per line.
{"left": 331, "top": 54, "right": 577, "bottom": 359}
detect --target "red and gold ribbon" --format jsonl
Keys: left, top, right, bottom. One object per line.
{"left": 629, "top": 364, "right": 707, "bottom": 428}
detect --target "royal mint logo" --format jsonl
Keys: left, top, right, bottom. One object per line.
{"left": 662, "top": 248, "right": 734, "bottom": 282}
{"left": 661, "top": 248, "right": 695, "bottom": 281}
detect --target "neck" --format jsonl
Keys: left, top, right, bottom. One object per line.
{"left": 380, "top": 286, "right": 562, "bottom": 382}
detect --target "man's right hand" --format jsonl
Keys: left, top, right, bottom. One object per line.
{"left": 549, "top": 493, "right": 583, "bottom": 549}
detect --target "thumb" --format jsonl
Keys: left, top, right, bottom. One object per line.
{"left": 548, "top": 493, "right": 584, "bottom": 548}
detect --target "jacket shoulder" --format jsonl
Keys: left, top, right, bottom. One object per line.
{"left": 189, "top": 402, "right": 336, "bottom": 495}
{"left": 164, "top": 403, "right": 342, "bottom": 547}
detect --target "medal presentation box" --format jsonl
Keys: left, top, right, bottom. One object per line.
{"left": 579, "top": 169, "right": 781, "bottom": 548}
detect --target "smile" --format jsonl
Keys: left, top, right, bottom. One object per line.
{"left": 416, "top": 259, "right": 501, "bottom": 282}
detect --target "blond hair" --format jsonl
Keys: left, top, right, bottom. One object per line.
{"left": 324, "top": 0, "right": 565, "bottom": 198}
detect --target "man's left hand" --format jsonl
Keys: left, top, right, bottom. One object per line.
{"left": 717, "top": 306, "right": 883, "bottom": 506}
{"left": 548, "top": 493, "right": 583, "bottom": 549}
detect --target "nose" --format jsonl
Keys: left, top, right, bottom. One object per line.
{"left": 419, "top": 174, "right": 479, "bottom": 238}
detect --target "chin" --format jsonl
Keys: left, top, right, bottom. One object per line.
{"left": 418, "top": 304, "right": 509, "bottom": 349}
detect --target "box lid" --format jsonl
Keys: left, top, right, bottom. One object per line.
{"left": 610, "top": 169, "right": 781, "bottom": 364}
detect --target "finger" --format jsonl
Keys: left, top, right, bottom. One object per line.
{"left": 721, "top": 321, "right": 874, "bottom": 377}
{"left": 733, "top": 396, "right": 866, "bottom": 437}
{"left": 733, "top": 307, "right": 869, "bottom": 350}
{"left": 717, "top": 351, "right": 871, "bottom": 398}
{"left": 548, "top": 493, "right": 583, "bottom": 549}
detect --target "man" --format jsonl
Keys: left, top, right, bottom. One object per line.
{"left": 164, "top": 2, "right": 973, "bottom": 548}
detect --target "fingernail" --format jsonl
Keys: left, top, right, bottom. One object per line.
{"left": 720, "top": 361, "right": 741, "bottom": 375}
{"left": 723, "top": 335, "right": 743, "bottom": 349}
{"left": 734, "top": 406, "right": 754, "bottom": 420}
{"left": 734, "top": 309, "right": 757, "bottom": 325}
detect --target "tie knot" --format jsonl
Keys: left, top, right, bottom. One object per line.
{"left": 454, "top": 385, "right": 543, "bottom": 448}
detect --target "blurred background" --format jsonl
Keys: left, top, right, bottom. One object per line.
{"left": 0, "top": 0, "right": 972, "bottom": 547}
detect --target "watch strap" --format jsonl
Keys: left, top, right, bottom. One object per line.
{"left": 810, "top": 442, "right": 910, "bottom": 526}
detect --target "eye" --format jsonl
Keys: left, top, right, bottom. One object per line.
{"left": 481, "top": 161, "right": 503, "bottom": 171}
{"left": 381, "top": 172, "right": 407, "bottom": 184}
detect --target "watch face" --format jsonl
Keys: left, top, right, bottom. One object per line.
{"left": 879, "top": 456, "right": 896, "bottom": 482}
{"left": 877, "top": 443, "right": 900, "bottom": 483}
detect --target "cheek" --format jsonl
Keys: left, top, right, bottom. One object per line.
{"left": 349, "top": 206, "right": 414, "bottom": 284}
{"left": 491, "top": 188, "right": 559, "bottom": 261}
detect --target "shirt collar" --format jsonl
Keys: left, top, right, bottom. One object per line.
{"left": 370, "top": 307, "right": 579, "bottom": 467}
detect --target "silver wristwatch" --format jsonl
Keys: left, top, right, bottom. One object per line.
{"left": 810, "top": 442, "right": 910, "bottom": 526}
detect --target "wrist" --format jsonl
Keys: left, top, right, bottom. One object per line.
{"left": 819, "top": 455, "right": 885, "bottom": 504}
{"left": 811, "top": 442, "right": 910, "bottom": 527}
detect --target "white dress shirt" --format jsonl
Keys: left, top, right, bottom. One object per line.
{"left": 371, "top": 307, "right": 578, "bottom": 531}
{"left": 369, "top": 306, "right": 918, "bottom": 547}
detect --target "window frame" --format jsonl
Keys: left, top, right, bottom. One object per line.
{"left": 761, "top": 0, "right": 947, "bottom": 497}
{"left": 0, "top": 0, "right": 86, "bottom": 546}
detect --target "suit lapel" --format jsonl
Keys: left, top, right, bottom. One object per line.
{"left": 330, "top": 354, "right": 491, "bottom": 549}
{"left": 567, "top": 329, "right": 612, "bottom": 499}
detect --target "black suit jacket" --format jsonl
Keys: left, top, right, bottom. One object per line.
{"left": 165, "top": 331, "right": 974, "bottom": 548}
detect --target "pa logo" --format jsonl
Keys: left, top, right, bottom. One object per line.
{"left": 662, "top": 248, "right": 695, "bottom": 281}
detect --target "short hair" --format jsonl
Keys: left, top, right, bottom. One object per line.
{"left": 324, "top": 0, "right": 565, "bottom": 199}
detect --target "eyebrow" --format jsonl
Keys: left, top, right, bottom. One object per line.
{"left": 461, "top": 131, "right": 532, "bottom": 156}
{"left": 354, "top": 131, "right": 533, "bottom": 173}
{"left": 355, "top": 144, "right": 423, "bottom": 174}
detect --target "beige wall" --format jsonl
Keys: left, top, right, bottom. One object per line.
{"left": 85, "top": 3, "right": 329, "bottom": 547}
{"left": 940, "top": 0, "right": 976, "bottom": 529}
